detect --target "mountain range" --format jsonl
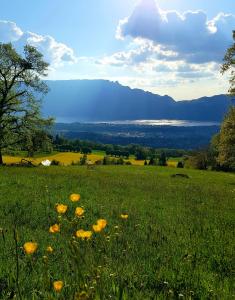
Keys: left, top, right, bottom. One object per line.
{"left": 42, "top": 80, "right": 233, "bottom": 122}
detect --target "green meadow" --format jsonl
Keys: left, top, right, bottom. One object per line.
{"left": 0, "top": 165, "right": 235, "bottom": 299}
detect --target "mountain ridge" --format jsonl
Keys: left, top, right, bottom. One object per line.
{"left": 42, "top": 80, "right": 233, "bottom": 122}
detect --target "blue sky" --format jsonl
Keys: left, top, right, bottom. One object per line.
{"left": 1, "top": 0, "right": 235, "bottom": 99}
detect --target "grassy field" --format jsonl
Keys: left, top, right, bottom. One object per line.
{"left": 0, "top": 165, "right": 234, "bottom": 299}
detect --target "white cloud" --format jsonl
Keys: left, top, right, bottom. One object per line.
{"left": 117, "top": 0, "right": 235, "bottom": 63}
{"left": 0, "top": 20, "right": 23, "bottom": 43}
{"left": 97, "top": 38, "right": 220, "bottom": 81}
{"left": 19, "top": 32, "right": 77, "bottom": 66}
{"left": 0, "top": 20, "right": 77, "bottom": 66}
{"left": 97, "top": 40, "right": 178, "bottom": 67}
{"left": 96, "top": 0, "right": 233, "bottom": 88}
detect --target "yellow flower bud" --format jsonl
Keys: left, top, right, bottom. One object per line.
{"left": 76, "top": 229, "right": 92, "bottom": 240}
{"left": 97, "top": 219, "right": 107, "bottom": 229}
{"left": 46, "top": 246, "right": 53, "bottom": 253}
{"left": 120, "top": 214, "right": 128, "bottom": 219}
{"left": 23, "top": 242, "right": 38, "bottom": 255}
{"left": 75, "top": 207, "right": 85, "bottom": 217}
{"left": 49, "top": 224, "right": 60, "bottom": 233}
{"left": 92, "top": 224, "right": 102, "bottom": 233}
{"left": 53, "top": 280, "right": 63, "bottom": 293}
{"left": 56, "top": 204, "right": 68, "bottom": 214}
{"left": 70, "top": 194, "right": 81, "bottom": 202}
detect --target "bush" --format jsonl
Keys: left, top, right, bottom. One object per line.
{"left": 80, "top": 154, "right": 87, "bottom": 165}
{"left": 149, "top": 157, "right": 157, "bottom": 166}
{"left": 116, "top": 158, "right": 124, "bottom": 165}
{"left": 51, "top": 159, "right": 60, "bottom": 166}
{"left": 187, "top": 152, "right": 208, "bottom": 170}
{"left": 177, "top": 161, "right": 184, "bottom": 168}
{"left": 158, "top": 152, "right": 167, "bottom": 166}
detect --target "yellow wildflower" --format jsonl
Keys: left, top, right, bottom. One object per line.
{"left": 97, "top": 219, "right": 107, "bottom": 229}
{"left": 92, "top": 224, "right": 102, "bottom": 233}
{"left": 49, "top": 224, "right": 60, "bottom": 233}
{"left": 47, "top": 246, "right": 53, "bottom": 253}
{"left": 70, "top": 194, "right": 81, "bottom": 202}
{"left": 53, "top": 280, "right": 64, "bottom": 293}
{"left": 23, "top": 242, "right": 38, "bottom": 255}
{"left": 56, "top": 204, "right": 68, "bottom": 214}
{"left": 75, "top": 207, "right": 85, "bottom": 217}
{"left": 76, "top": 229, "right": 92, "bottom": 239}
{"left": 120, "top": 214, "right": 129, "bottom": 219}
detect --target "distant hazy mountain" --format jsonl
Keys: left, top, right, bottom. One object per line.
{"left": 43, "top": 80, "right": 233, "bottom": 122}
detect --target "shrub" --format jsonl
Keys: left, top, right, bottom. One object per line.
{"left": 158, "top": 152, "right": 167, "bottom": 166}
{"left": 177, "top": 161, "right": 184, "bottom": 168}
{"left": 80, "top": 154, "right": 87, "bottom": 165}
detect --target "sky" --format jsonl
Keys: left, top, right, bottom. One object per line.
{"left": 0, "top": 0, "right": 235, "bottom": 100}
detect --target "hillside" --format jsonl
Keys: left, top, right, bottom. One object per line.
{"left": 0, "top": 165, "right": 234, "bottom": 298}
{"left": 53, "top": 122, "right": 220, "bottom": 149}
{"left": 43, "top": 80, "right": 233, "bottom": 122}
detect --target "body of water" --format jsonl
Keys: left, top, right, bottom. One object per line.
{"left": 93, "top": 119, "right": 220, "bottom": 127}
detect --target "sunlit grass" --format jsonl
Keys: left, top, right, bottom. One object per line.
{"left": 3, "top": 152, "right": 180, "bottom": 167}
{"left": 3, "top": 152, "right": 148, "bottom": 166}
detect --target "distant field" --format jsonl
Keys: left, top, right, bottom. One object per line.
{"left": 0, "top": 165, "right": 234, "bottom": 299}
{"left": 3, "top": 152, "right": 179, "bottom": 167}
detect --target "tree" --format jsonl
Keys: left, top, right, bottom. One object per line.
{"left": 148, "top": 156, "right": 157, "bottom": 165}
{"left": 187, "top": 150, "right": 208, "bottom": 170}
{"left": 216, "top": 108, "right": 235, "bottom": 170}
{"left": 0, "top": 43, "right": 52, "bottom": 164}
{"left": 215, "top": 30, "right": 235, "bottom": 170}
{"left": 177, "top": 161, "right": 184, "bottom": 168}
{"left": 81, "top": 147, "right": 92, "bottom": 154}
{"left": 158, "top": 152, "right": 167, "bottom": 166}
{"left": 24, "top": 130, "right": 53, "bottom": 157}
{"left": 221, "top": 30, "right": 235, "bottom": 96}
{"left": 135, "top": 148, "right": 147, "bottom": 160}
{"left": 208, "top": 134, "right": 221, "bottom": 170}
{"left": 80, "top": 154, "right": 87, "bottom": 165}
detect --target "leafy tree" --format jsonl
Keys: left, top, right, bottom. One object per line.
{"left": 221, "top": 30, "right": 235, "bottom": 96}
{"left": 158, "top": 152, "right": 167, "bottom": 166}
{"left": 215, "top": 30, "right": 235, "bottom": 170}
{"left": 81, "top": 147, "right": 92, "bottom": 154}
{"left": 24, "top": 130, "right": 53, "bottom": 157}
{"left": 208, "top": 134, "right": 221, "bottom": 170}
{"left": 148, "top": 156, "right": 157, "bottom": 165}
{"left": 187, "top": 150, "right": 208, "bottom": 170}
{"left": 216, "top": 108, "right": 235, "bottom": 170}
{"left": 135, "top": 148, "right": 147, "bottom": 160}
{"left": 177, "top": 161, "right": 184, "bottom": 168}
{"left": 103, "top": 156, "right": 110, "bottom": 165}
{"left": 0, "top": 43, "right": 52, "bottom": 164}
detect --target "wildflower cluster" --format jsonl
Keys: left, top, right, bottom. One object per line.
{"left": 21, "top": 192, "right": 129, "bottom": 296}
